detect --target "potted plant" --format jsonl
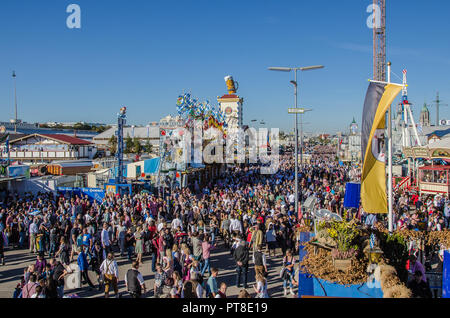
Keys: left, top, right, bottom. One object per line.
{"left": 327, "top": 220, "right": 360, "bottom": 271}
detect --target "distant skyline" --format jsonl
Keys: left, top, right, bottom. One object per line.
{"left": 1, "top": 0, "right": 449, "bottom": 134}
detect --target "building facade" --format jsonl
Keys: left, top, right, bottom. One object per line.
{"left": 1, "top": 133, "right": 96, "bottom": 163}
{"left": 420, "top": 103, "right": 431, "bottom": 127}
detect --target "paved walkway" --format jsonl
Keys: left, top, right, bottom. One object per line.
{"left": 0, "top": 239, "right": 298, "bottom": 298}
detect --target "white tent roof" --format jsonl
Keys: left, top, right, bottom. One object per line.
{"left": 427, "top": 137, "right": 450, "bottom": 150}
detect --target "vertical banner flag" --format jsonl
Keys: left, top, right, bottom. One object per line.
{"left": 361, "top": 82, "right": 402, "bottom": 214}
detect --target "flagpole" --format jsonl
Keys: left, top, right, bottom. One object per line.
{"left": 387, "top": 61, "right": 393, "bottom": 233}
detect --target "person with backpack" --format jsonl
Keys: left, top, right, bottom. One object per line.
{"left": 233, "top": 239, "right": 249, "bottom": 289}
{"left": 125, "top": 261, "right": 146, "bottom": 298}
{"left": 99, "top": 252, "right": 119, "bottom": 298}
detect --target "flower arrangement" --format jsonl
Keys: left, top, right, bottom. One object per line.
{"left": 326, "top": 220, "right": 360, "bottom": 260}
{"left": 331, "top": 247, "right": 357, "bottom": 260}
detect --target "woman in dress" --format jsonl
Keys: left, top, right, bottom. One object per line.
{"left": 134, "top": 226, "right": 144, "bottom": 265}
{"left": 171, "top": 271, "right": 183, "bottom": 298}
{"left": 253, "top": 273, "right": 269, "bottom": 298}
{"left": 181, "top": 245, "right": 193, "bottom": 282}
{"left": 282, "top": 249, "right": 296, "bottom": 296}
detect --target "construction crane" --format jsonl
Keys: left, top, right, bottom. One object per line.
{"left": 373, "top": 0, "right": 386, "bottom": 82}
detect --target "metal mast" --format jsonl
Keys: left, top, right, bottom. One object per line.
{"left": 373, "top": 0, "right": 386, "bottom": 82}
{"left": 12, "top": 71, "right": 18, "bottom": 133}
{"left": 401, "top": 69, "right": 408, "bottom": 147}
{"left": 432, "top": 92, "right": 448, "bottom": 126}
{"left": 372, "top": 0, "right": 391, "bottom": 230}
{"left": 116, "top": 106, "right": 127, "bottom": 184}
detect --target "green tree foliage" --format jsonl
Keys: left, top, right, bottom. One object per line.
{"left": 124, "top": 135, "right": 133, "bottom": 154}
{"left": 108, "top": 135, "right": 117, "bottom": 155}
{"left": 144, "top": 139, "right": 153, "bottom": 153}
{"left": 133, "top": 137, "right": 142, "bottom": 154}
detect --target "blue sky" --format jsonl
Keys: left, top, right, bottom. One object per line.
{"left": 0, "top": 0, "right": 449, "bottom": 133}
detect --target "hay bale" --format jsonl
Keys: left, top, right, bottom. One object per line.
{"left": 383, "top": 284, "right": 412, "bottom": 298}
{"left": 379, "top": 265, "right": 399, "bottom": 290}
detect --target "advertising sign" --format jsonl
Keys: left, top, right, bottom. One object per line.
{"left": 57, "top": 187, "right": 105, "bottom": 203}
{"left": 7, "top": 165, "right": 30, "bottom": 178}
{"left": 105, "top": 184, "right": 117, "bottom": 195}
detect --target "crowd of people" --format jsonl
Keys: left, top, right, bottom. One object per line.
{"left": 0, "top": 148, "right": 448, "bottom": 298}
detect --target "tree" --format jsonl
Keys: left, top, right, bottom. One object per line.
{"left": 132, "top": 137, "right": 142, "bottom": 154}
{"left": 144, "top": 139, "right": 153, "bottom": 154}
{"left": 108, "top": 135, "right": 117, "bottom": 155}
{"left": 125, "top": 135, "right": 133, "bottom": 154}
{"left": 95, "top": 125, "right": 110, "bottom": 133}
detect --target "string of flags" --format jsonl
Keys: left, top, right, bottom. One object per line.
{"left": 176, "top": 93, "right": 227, "bottom": 131}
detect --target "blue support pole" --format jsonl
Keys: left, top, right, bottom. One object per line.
{"left": 298, "top": 231, "right": 314, "bottom": 298}
{"left": 443, "top": 250, "right": 450, "bottom": 298}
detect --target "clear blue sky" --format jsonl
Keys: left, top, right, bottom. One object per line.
{"left": 1, "top": 0, "right": 449, "bottom": 133}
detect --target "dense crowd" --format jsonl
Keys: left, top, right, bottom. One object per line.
{"left": 0, "top": 149, "right": 447, "bottom": 298}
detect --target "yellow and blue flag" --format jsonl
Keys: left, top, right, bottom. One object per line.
{"left": 361, "top": 82, "right": 402, "bottom": 214}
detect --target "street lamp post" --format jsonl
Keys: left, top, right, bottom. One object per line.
{"left": 12, "top": 71, "right": 18, "bottom": 133}
{"left": 268, "top": 65, "right": 323, "bottom": 218}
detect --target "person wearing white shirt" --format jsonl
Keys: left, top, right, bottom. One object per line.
{"left": 29, "top": 219, "right": 38, "bottom": 253}
{"left": 288, "top": 193, "right": 295, "bottom": 204}
{"left": 157, "top": 221, "right": 165, "bottom": 232}
{"left": 100, "top": 253, "right": 119, "bottom": 298}
{"left": 229, "top": 217, "right": 242, "bottom": 234}
{"left": 84, "top": 213, "right": 93, "bottom": 224}
{"left": 171, "top": 214, "right": 183, "bottom": 231}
